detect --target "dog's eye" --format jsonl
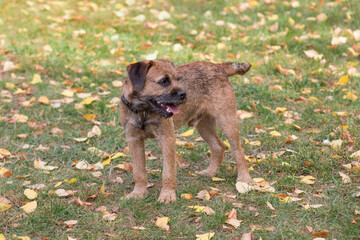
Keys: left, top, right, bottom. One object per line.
{"left": 158, "top": 76, "right": 170, "bottom": 87}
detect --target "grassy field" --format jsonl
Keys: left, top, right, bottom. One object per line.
{"left": 1, "top": 0, "right": 360, "bottom": 239}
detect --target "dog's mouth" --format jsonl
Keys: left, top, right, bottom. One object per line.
{"left": 149, "top": 99, "right": 180, "bottom": 118}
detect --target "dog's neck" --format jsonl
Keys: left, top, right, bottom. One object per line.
{"left": 121, "top": 95, "right": 136, "bottom": 112}
{"left": 121, "top": 95, "right": 150, "bottom": 116}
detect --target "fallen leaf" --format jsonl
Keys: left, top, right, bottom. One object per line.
{"left": 304, "top": 50, "right": 323, "bottom": 60}
{"left": 64, "top": 220, "right": 78, "bottom": 227}
{"left": 225, "top": 218, "right": 241, "bottom": 228}
{"left": 0, "top": 167, "right": 12, "bottom": 178}
{"left": 266, "top": 201, "right": 275, "bottom": 211}
{"left": 12, "top": 114, "right": 28, "bottom": 123}
{"left": 155, "top": 217, "right": 170, "bottom": 231}
{"left": 75, "top": 160, "right": 90, "bottom": 170}
{"left": 312, "top": 230, "right": 329, "bottom": 237}
{"left": 337, "top": 75, "right": 348, "bottom": 86}
{"left": 38, "top": 96, "right": 50, "bottom": 104}
{"left": 21, "top": 201, "right": 37, "bottom": 214}
{"left": 196, "top": 232, "right": 215, "bottom": 240}
{"left": 31, "top": 74, "right": 42, "bottom": 84}
{"left": 270, "top": 131, "right": 281, "bottom": 137}
{"left": 331, "top": 36, "right": 347, "bottom": 45}
{"left": 237, "top": 110, "right": 254, "bottom": 119}
{"left": 180, "top": 193, "right": 192, "bottom": 200}
{"left": 236, "top": 182, "right": 253, "bottom": 193}
{"left": 196, "top": 190, "right": 211, "bottom": 201}
{"left": 81, "top": 97, "right": 96, "bottom": 105}
{"left": 180, "top": 129, "right": 194, "bottom": 137}
{"left": 24, "top": 189, "right": 38, "bottom": 200}
{"left": 212, "top": 177, "right": 225, "bottom": 182}
{"left": 103, "top": 213, "right": 117, "bottom": 221}
{"left": 329, "top": 139, "right": 343, "bottom": 150}
{"left": 300, "top": 175, "right": 316, "bottom": 185}
{"left": 339, "top": 171, "right": 351, "bottom": 183}
{"left": 61, "top": 90, "right": 74, "bottom": 97}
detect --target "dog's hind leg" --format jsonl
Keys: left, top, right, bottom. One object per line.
{"left": 194, "top": 114, "right": 226, "bottom": 177}
{"left": 213, "top": 96, "right": 252, "bottom": 183}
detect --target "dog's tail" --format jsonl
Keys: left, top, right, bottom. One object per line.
{"left": 218, "top": 62, "right": 252, "bottom": 77}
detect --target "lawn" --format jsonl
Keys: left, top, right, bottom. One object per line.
{"left": 1, "top": 0, "right": 360, "bottom": 239}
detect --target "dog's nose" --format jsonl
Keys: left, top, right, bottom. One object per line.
{"left": 177, "top": 90, "right": 186, "bottom": 100}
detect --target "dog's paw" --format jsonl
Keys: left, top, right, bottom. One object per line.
{"left": 196, "top": 168, "right": 217, "bottom": 177}
{"left": 236, "top": 174, "right": 253, "bottom": 183}
{"left": 125, "top": 189, "right": 149, "bottom": 200}
{"left": 158, "top": 189, "right": 176, "bottom": 203}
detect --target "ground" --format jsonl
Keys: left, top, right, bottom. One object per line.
{"left": 0, "top": 0, "right": 360, "bottom": 239}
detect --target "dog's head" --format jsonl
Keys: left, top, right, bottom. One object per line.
{"left": 125, "top": 60, "right": 186, "bottom": 118}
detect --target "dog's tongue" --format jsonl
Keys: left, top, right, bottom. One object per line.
{"left": 166, "top": 105, "right": 179, "bottom": 114}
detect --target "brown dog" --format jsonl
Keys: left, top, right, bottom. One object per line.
{"left": 120, "top": 59, "right": 252, "bottom": 203}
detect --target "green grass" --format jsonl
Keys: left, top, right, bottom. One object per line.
{"left": 1, "top": 0, "right": 360, "bottom": 239}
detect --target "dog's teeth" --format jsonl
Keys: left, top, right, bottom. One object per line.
{"left": 166, "top": 108, "right": 171, "bottom": 113}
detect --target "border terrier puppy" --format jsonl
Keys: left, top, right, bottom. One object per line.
{"left": 120, "top": 59, "right": 252, "bottom": 203}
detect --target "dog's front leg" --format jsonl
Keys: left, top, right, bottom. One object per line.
{"left": 125, "top": 136, "right": 149, "bottom": 200}
{"left": 157, "top": 121, "right": 177, "bottom": 203}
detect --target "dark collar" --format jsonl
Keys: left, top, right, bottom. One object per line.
{"left": 121, "top": 95, "right": 136, "bottom": 112}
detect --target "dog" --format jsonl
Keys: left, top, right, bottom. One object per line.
{"left": 120, "top": 59, "right": 252, "bottom": 203}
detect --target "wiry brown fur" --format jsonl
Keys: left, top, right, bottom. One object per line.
{"left": 120, "top": 60, "right": 252, "bottom": 203}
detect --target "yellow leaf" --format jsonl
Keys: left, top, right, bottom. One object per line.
{"left": 13, "top": 114, "right": 28, "bottom": 123}
{"left": 270, "top": 131, "right": 281, "bottom": 137}
{"left": 180, "top": 129, "right": 194, "bottom": 137}
{"left": 0, "top": 233, "right": 5, "bottom": 240}
{"left": 212, "top": 177, "right": 225, "bottom": 182}
{"left": 274, "top": 107, "right": 287, "bottom": 113}
{"left": 343, "top": 91, "right": 358, "bottom": 101}
{"left": 101, "top": 157, "right": 111, "bottom": 166}
{"left": 31, "top": 74, "right": 42, "bottom": 84}
{"left": 329, "top": 139, "right": 343, "bottom": 150}
{"left": 223, "top": 140, "right": 231, "bottom": 149}
{"left": 83, "top": 114, "right": 96, "bottom": 121}
{"left": 155, "top": 217, "right": 170, "bottom": 231}
{"left": 54, "top": 181, "right": 63, "bottom": 187}
{"left": 196, "top": 232, "right": 215, "bottom": 240}
{"left": 61, "top": 90, "right": 74, "bottom": 97}
{"left": 0, "top": 203, "right": 11, "bottom": 212}
{"left": 111, "top": 152, "right": 126, "bottom": 159}
{"left": 338, "top": 75, "right": 348, "bottom": 86}
{"left": 217, "top": 43, "right": 226, "bottom": 50}
{"left": 188, "top": 205, "right": 206, "bottom": 213}
{"left": 288, "top": 17, "right": 295, "bottom": 26}
{"left": 249, "top": 140, "right": 261, "bottom": 146}
{"left": 100, "top": 183, "right": 105, "bottom": 195}
{"left": 80, "top": 97, "right": 96, "bottom": 105}
{"left": 308, "top": 96, "right": 318, "bottom": 101}
{"left": 268, "top": 14, "right": 278, "bottom": 21}
{"left": 300, "top": 175, "right": 316, "bottom": 185}
{"left": 14, "top": 236, "right": 31, "bottom": 240}
{"left": 21, "top": 201, "right": 37, "bottom": 214}
{"left": 24, "top": 189, "right": 38, "bottom": 200}
{"left": 38, "top": 96, "right": 50, "bottom": 105}
{"left": 6, "top": 82, "right": 15, "bottom": 89}
{"left": 67, "top": 178, "right": 77, "bottom": 184}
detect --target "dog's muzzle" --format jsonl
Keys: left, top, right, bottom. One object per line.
{"left": 149, "top": 90, "right": 187, "bottom": 118}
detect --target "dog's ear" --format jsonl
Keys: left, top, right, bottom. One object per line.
{"left": 127, "top": 60, "right": 153, "bottom": 92}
